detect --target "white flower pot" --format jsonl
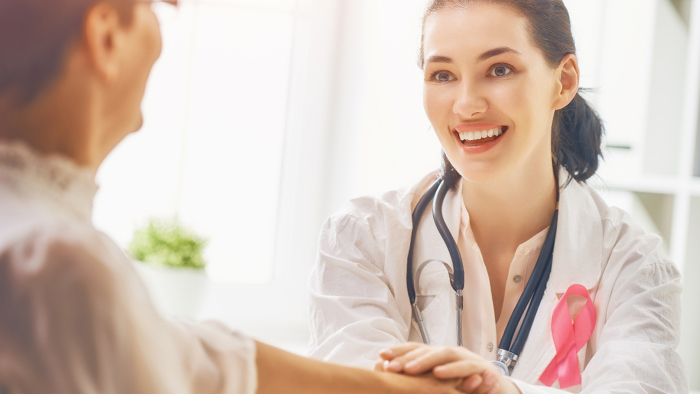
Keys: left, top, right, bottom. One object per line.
{"left": 133, "top": 261, "right": 209, "bottom": 319}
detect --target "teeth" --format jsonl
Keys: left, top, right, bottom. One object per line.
{"left": 459, "top": 127, "right": 505, "bottom": 142}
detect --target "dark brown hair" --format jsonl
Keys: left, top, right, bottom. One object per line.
{"left": 423, "top": 0, "right": 604, "bottom": 187}
{"left": 0, "top": 0, "right": 133, "bottom": 105}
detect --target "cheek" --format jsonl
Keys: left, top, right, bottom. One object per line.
{"left": 134, "top": 8, "right": 163, "bottom": 67}
{"left": 492, "top": 77, "right": 550, "bottom": 131}
{"left": 144, "top": 19, "right": 163, "bottom": 66}
{"left": 490, "top": 80, "right": 529, "bottom": 114}
{"left": 423, "top": 86, "right": 453, "bottom": 128}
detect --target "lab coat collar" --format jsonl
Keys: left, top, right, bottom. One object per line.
{"left": 551, "top": 168, "right": 603, "bottom": 293}
{"left": 410, "top": 168, "right": 604, "bottom": 294}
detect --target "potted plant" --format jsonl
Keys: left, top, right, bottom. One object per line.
{"left": 129, "top": 217, "right": 209, "bottom": 319}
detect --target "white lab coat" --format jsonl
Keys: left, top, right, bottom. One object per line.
{"left": 309, "top": 170, "right": 688, "bottom": 393}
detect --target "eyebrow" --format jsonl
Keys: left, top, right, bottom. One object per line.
{"left": 425, "top": 46, "right": 522, "bottom": 64}
{"left": 478, "top": 46, "right": 522, "bottom": 61}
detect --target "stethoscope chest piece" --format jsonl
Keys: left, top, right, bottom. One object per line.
{"left": 489, "top": 349, "right": 519, "bottom": 377}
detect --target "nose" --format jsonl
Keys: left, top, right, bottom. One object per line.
{"left": 452, "top": 80, "right": 487, "bottom": 118}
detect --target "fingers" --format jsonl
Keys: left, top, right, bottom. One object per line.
{"left": 379, "top": 342, "right": 425, "bottom": 361}
{"left": 384, "top": 346, "right": 433, "bottom": 372}
{"left": 403, "top": 347, "right": 473, "bottom": 375}
{"left": 459, "top": 374, "right": 483, "bottom": 392}
{"left": 484, "top": 383, "right": 500, "bottom": 394}
{"left": 374, "top": 359, "right": 385, "bottom": 372}
{"left": 473, "top": 372, "right": 499, "bottom": 394}
{"left": 458, "top": 371, "right": 501, "bottom": 394}
{"left": 430, "top": 359, "right": 489, "bottom": 379}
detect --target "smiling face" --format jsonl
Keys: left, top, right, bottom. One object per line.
{"left": 422, "top": 3, "right": 563, "bottom": 183}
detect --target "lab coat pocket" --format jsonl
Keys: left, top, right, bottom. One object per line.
{"left": 418, "top": 289, "right": 458, "bottom": 346}
{"left": 416, "top": 295, "right": 436, "bottom": 311}
{"left": 411, "top": 260, "right": 457, "bottom": 345}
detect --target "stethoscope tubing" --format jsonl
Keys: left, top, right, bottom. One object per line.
{"left": 406, "top": 179, "right": 441, "bottom": 305}
{"left": 431, "top": 180, "right": 465, "bottom": 292}
{"left": 407, "top": 174, "right": 559, "bottom": 374}
{"left": 500, "top": 210, "right": 558, "bottom": 355}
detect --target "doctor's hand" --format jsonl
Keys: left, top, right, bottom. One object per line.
{"left": 376, "top": 343, "right": 521, "bottom": 394}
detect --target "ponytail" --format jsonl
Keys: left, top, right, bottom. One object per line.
{"left": 553, "top": 91, "right": 604, "bottom": 183}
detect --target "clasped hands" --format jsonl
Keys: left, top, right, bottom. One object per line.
{"left": 375, "top": 343, "right": 521, "bottom": 394}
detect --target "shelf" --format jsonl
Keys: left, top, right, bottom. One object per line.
{"left": 590, "top": 174, "right": 681, "bottom": 195}
{"left": 680, "top": 197, "right": 700, "bottom": 390}
{"left": 692, "top": 178, "right": 700, "bottom": 195}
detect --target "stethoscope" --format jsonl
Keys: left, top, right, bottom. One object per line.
{"left": 406, "top": 176, "right": 559, "bottom": 376}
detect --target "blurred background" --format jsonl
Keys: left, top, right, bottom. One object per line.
{"left": 93, "top": 0, "right": 700, "bottom": 387}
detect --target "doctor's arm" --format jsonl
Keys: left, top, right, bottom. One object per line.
{"left": 309, "top": 211, "right": 411, "bottom": 368}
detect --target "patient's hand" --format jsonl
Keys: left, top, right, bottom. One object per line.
{"left": 375, "top": 343, "right": 520, "bottom": 394}
{"left": 379, "top": 372, "right": 475, "bottom": 394}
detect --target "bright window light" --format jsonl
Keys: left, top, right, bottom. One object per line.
{"left": 94, "top": 0, "right": 296, "bottom": 285}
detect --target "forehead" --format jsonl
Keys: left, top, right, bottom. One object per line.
{"left": 423, "top": 4, "right": 535, "bottom": 61}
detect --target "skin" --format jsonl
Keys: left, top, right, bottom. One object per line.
{"left": 0, "top": 2, "right": 465, "bottom": 393}
{"left": 257, "top": 342, "right": 465, "bottom": 394}
{"left": 0, "top": 2, "right": 162, "bottom": 171}
{"left": 379, "top": 3, "right": 579, "bottom": 394}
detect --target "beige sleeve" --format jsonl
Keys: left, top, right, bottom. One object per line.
{"left": 0, "top": 224, "right": 256, "bottom": 394}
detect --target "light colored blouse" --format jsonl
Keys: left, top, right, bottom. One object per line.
{"left": 455, "top": 185, "right": 549, "bottom": 359}
{"left": 0, "top": 141, "right": 257, "bottom": 394}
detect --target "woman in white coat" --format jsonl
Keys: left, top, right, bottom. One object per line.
{"left": 308, "top": 0, "right": 688, "bottom": 393}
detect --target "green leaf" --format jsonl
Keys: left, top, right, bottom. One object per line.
{"left": 128, "top": 217, "right": 208, "bottom": 270}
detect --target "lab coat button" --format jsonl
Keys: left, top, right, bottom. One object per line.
{"left": 487, "top": 343, "right": 494, "bottom": 352}
{"left": 513, "top": 275, "right": 522, "bottom": 283}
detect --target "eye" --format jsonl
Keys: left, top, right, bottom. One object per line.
{"left": 489, "top": 64, "right": 513, "bottom": 78}
{"left": 430, "top": 71, "right": 455, "bottom": 83}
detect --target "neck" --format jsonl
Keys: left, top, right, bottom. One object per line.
{"left": 0, "top": 79, "right": 102, "bottom": 171}
{"left": 462, "top": 158, "right": 558, "bottom": 255}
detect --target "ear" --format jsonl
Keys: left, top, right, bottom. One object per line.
{"left": 552, "top": 54, "right": 579, "bottom": 111}
{"left": 82, "top": 2, "right": 127, "bottom": 83}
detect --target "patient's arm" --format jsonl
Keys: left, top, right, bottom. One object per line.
{"left": 255, "top": 341, "right": 465, "bottom": 394}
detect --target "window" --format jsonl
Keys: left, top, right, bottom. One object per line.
{"left": 96, "top": 0, "right": 298, "bottom": 285}
{"left": 94, "top": 0, "right": 339, "bottom": 348}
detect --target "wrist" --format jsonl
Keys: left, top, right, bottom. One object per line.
{"left": 375, "top": 371, "right": 404, "bottom": 394}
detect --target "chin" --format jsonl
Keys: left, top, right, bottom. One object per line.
{"left": 449, "top": 155, "right": 513, "bottom": 185}
{"left": 132, "top": 113, "right": 144, "bottom": 133}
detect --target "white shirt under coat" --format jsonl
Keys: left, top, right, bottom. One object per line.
{"left": 308, "top": 170, "right": 688, "bottom": 393}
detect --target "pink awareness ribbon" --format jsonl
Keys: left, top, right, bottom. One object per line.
{"left": 539, "top": 284, "right": 596, "bottom": 389}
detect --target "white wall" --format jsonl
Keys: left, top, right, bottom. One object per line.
{"left": 321, "top": 0, "right": 441, "bottom": 217}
